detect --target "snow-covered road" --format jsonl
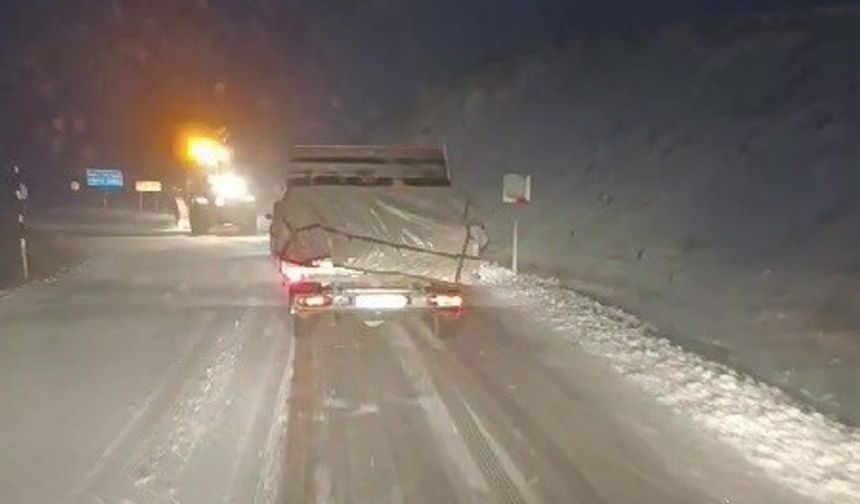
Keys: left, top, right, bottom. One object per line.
{"left": 0, "top": 236, "right": 295, "bottom": 503}
{"left": 0, "top": 231, "right": 836, "bottom": 503}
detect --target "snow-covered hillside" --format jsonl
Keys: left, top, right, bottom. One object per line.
{"left": 388, "top": 12, "right": 860, "bottom": 424}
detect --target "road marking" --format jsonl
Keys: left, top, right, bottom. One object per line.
{"left": 407, "top": 317, "right": 533, "bottom": 504}
{"left": 253, "top": 328, "right": 297, "bottom": 504}
{"left": 462, "top": 401, "right": 542, "bottom": 504}
{"left": 387, "top": 323, "right": 492, "bottom": 501}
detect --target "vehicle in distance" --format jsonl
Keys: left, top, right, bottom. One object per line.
{"left": 182, "top": 134, "right": 258, "bottom": 235}
{"left": 269, "top": 145, "right": 486, "bottom": 337}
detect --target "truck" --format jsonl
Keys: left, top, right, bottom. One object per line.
{"left": 180, "top": 133, "right": 258, "bottom": 236}
{"left": 187, "top": 170, "right": 257, "bottom": 235}
{"left": 268, "top": 145, "right": 486, "bottom": 337}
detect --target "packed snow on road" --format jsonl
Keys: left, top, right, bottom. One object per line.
{"left": 0, "top": 231, "right": 854, "bottom": 503}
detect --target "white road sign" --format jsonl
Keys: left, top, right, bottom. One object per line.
{"left": 503, "top": 174, "right": 532, "bottom": 204}
{"left": 135, "top": 181, "right": 163, "bottom": 193}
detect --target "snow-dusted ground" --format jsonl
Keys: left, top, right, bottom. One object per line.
{"left": 385, "top": 10, "right": 860, "bottom": 424}
{"left": 478, "top": 264, "right": 860, "bottom": 504}
{"left": 0, "top": 219, "right": 838, "bottom": 504}
{"left": 0, "top": 235, "right": 294, "bottom": 504}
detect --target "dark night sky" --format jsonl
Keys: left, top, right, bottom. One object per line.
{"left": 0, "top": 0, "right": 855, "bottom": 189}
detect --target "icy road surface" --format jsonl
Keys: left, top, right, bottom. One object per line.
{"left": 0, "top": 232, "right": 832, "bottom": 503}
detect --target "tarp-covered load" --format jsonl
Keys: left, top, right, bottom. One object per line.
{"left": 270, "top": 146, "right": 486, "bottom": 283}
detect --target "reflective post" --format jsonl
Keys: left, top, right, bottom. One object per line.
{"left": 13, "top": 165, "right": 29, "bottom": 280}
{"left": 503, "top": 174, "right": 532, "bottom": 276}
{"left": 512, "top": 217, "right": 519, "bottom": 275}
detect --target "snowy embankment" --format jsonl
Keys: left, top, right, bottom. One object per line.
{"left": 388, "top": 11, "right": 860, "bottom": 424}
{"left": 478, "top": 264, "right": 860, "bottom": 504}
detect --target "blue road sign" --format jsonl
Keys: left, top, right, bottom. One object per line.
{"left": 86, "top": 169, "right": 124, "bottom": 189}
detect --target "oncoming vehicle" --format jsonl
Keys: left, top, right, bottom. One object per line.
{"left": 269, "top": 145, "right": 486, "bottom": 337}
{"left": 188, "top": 170, "right": 257, "bottom": 235}
{"left": 181, "top": 134, "right": 258, "bottom": 235}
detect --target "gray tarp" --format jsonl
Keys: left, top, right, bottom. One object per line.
{"left": 271, "top": 186, "right": 485, "bottom": 283}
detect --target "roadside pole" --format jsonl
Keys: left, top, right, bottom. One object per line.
{"left": 502, "top": 174, "right": 532, "bottom": 276}
{"left": 13, "top": 165, "right": 30, "bottom": 280}
{"left": 512, "top": 217, "right": 519, "bottom": 275}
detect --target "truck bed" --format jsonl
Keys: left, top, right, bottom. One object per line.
{"left": 271, "top": 185, "right": 485, "bottom": 284}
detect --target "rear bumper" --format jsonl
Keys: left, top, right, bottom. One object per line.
{"left": 280, "top": 260, "right": 465, "bottom": 316}
{"left": 290, "top": 292, "right": 436, "bottom": 314}
{"left": 290, "top": 289, "right": 463, "bottom": 314}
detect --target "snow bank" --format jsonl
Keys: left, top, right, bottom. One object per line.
{"left": 386, "top": 13, "right": 860, "bottom": 423}
{"left": 478, "top": 264, "right": 860, "bottom": 504}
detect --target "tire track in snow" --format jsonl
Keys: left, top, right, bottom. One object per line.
{"left": 123, "top": 308, "right": 251, "bottom": 502}
{"left": 65, "top": 309, "right": 225, "bottom": 504}
{"left": 220, "top": 311, "right": 292, "bottom": 503}
{"left": 406, "top": 318, "right": 541, "bottom": 504}
{"left": 276, "top": 324, "right": 327, "bottom": 503}
{"left": 387, "top": 323, "right": 493, "bottom": 503}
{"left": 253, "top": 319, "right": 297, "bottom": 504}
